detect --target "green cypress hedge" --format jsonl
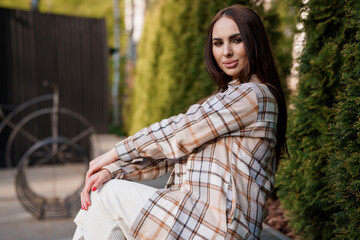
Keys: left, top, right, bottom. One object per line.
{"left": 329, "top": 0, "right": 360, "bottom": 238}
{"left": 127, "top": 0, "right": 293, "bottom": 134}
{"left": 276, "top": 0, "right": 360, "bottom": 239}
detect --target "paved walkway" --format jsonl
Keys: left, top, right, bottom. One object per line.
{"left": 0, "top": 134, "right": 290, "bottom": 240}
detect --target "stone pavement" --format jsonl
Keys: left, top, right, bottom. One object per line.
{"left": 0, "top": 134, "right": 290, "bottom": 240}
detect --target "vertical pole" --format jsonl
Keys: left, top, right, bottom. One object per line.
{"left": 31, "top": 0, "right": 40, "bottom": 11}
{"left": 124, "top": 0, "right": 135, "bottom": 103}
{"left": 112, "top": 0, "right": 121, "bottom": 126}
{"left": 51, "top": 84, "right": 59, "bottom": 196}
{"left": 52, "top": 84, "right": 59, "bottom": 155}
{"left": 129, "top": 0, "right": 136, "bottom": 61}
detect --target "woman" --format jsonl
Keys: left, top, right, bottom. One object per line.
{"left": 73, "top": 4, "right": 287, "bottom": 240}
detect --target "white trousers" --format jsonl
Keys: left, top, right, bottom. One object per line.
{"left": 72, "top": 179, "right": 157, "bottom": 240}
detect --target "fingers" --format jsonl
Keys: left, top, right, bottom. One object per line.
{"left": 85, "top": 160, "right": 99, "bottom": 181}
{"left": 81, "top": 148, "right": 118, "bottom": 211}
{"left": 85, "top": 168, "right": 97, "bottom": 182}
{"left": 85, "top": 148, "right": 118, "bottom": 181}
{"left": 80, "top": 170, "right": 112, "bottom": 211}
{"left": 81, "top": 174, "right": 98, "bottom": 210}
{"left": 80, "top": 191, "right": 87, "bottom": 210}
{"left": 92, "top": 170, "right": 112, "bottom": 192}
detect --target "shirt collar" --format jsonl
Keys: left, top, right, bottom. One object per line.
{"left": 228, "top": 79, "right": 239, "bottom": 85}
{"left": 228, "top": 74, "right": 260, "bottom": 86}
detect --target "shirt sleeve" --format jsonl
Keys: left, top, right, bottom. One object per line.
{"left": 115, "top": 84, "right": 258, "bottom": 161}
{"left": 103, "top": 157, "right": 174, "bottom": 181}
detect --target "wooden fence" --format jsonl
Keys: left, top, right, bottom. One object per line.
{"left": 0, "top": 8, "right": 109, "bottom": 167}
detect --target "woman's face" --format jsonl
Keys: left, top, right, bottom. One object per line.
{"left": 212, "top": 16, "right": 247, "bottom": 80}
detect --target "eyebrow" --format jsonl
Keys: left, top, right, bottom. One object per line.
{"left": 212, "top": 33, "right": 242, "bottom": 41}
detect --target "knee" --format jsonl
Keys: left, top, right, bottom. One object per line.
{"left": 93, "top": 179, "right": 129, "bottom": 202}
{"left": 90, "top": 179, "right": 131, "bottom": 210}
{"left": 98, "top": 179, "right": 125, "bottom": 194}
{"left": 88, "top": 180, "right": 121, "bottom": 209}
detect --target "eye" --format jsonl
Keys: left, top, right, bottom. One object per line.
{"left": 233, "top": 38, "right": 243, "bottom": 44}
{"left": 213, "top": 41, "right": 223, "bottom": 47}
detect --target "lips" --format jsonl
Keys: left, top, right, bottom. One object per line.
{"left": 223, "top": 60, "right": 238, "bottom": 68}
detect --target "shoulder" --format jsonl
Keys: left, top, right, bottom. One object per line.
{"left": 232, "top": 82, "right": 276, "bottom": 102}
{"left": 238, "top": 83, "right": 278, "bottom": 124}
{"left": 236, "top": 82, "right": 274, "bottom": 97}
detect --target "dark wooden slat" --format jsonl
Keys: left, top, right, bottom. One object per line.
{"left": 0, "top": 8, "right": 109, "bottom": 167}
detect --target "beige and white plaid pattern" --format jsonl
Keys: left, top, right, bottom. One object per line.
{"left": 103, "top": 81, "right": 278, "bottom": 239}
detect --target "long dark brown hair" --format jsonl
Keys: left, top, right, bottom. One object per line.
{"left": 204, "top": 4, "right": 288, "bottom": 168}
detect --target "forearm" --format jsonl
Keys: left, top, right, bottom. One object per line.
{"left": 92, "top": 148, "right": 118, "bottom": 168}
{"left": 102, "top": 158, "right": 175, "bottom": 182}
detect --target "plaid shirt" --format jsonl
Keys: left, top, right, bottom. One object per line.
{"left": 103, "top": 80, "right": 278, "bottom": 239}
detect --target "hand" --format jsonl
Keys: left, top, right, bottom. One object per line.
{"left": 86, "top": 148, "right": 118, "bottom": 182}
{"left": 81, "top": 169, "right": 112, "bottom": 210}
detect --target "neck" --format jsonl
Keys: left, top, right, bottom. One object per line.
{"left": 249, "top": 74, "right": 260, "bottom": 83}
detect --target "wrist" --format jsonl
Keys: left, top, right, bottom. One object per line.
{"left": 109, "top": 148, "right": 118, "bottom": 160}
{"left": 101, "top": 167, "right": 114, "bottom": 179}
{"left": 102, "top": 163, "right": 125, "bottom": 179}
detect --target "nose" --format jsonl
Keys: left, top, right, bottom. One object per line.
{"left": 223, "top": 42, "right": 233, "bottom": 56}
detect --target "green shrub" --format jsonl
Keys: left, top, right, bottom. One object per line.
{"left": 329, "top": 0, "right": 360, "bottom": 239}
{"left": 276, "top": 0, "right": 360, "bottom": 239}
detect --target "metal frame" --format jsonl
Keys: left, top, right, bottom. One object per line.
{"left": 0, "top": 86, "right": 96, "bottom": 219}
{"left": 16, "top": 137, "right": 86, "bottom": 219}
